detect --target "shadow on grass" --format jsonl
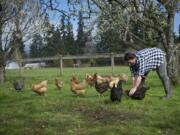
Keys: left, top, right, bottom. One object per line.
{"left": 73, "top": 105, "right": 144, "bottom": 124}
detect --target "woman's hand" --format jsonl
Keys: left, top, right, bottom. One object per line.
{"left": 129, "top": 87, "right": 137, "bottom": 96}
{"left": 129, "top": 76, "right": 142, "bottom": 96}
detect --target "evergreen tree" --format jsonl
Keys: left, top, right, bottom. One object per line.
{"left": 42, "top": 14, "right": 58, "bottom": 56}
{"left": 66, "top": 16, "right": 75, "bottom": 55}
{"left": 43, "top": 14, "right": 72, "bottom": 57}
{"left": 76, "top": 11, "right": 87, "bottom": 54}
{"left": 43, "top": 24, "right": 59, "bottom": 56}
{"left": 96, "top": 29, "right": 127, "bottom": 53}
{"left": 54, "top": 27, "right": 65, "bottom": 55}
{"left": 30, "top": 34, "right": 43, "bottom": 58}
{"left": 44, "top": 26, "right": 66, "bottom": 56}
{"left": 59, "top": 14, "right": 67, "bottom": 52}
{"left": 174, "top": 24, "right": 180, "bottom": 43}
{"left": 96, "top": 15, "right": 128, "bottom": 53}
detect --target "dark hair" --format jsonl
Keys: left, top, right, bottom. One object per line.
{"left": 124, "top": 52, "right": 136, "bottom": 61}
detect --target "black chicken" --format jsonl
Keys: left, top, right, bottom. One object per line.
{"left": 95, "top": 81, "right": 109, "bottom": 96}
{"left": 110, "top": 80, "right": 124, "bottom": 102}
{"left": 128, "top": 78, "right": 150, "bottom": 100}
{"left": 13, "top": 79, "right": 24, "bottom": 91}
{"left": 131, "top": 86, "right": 149, "bottom": 100}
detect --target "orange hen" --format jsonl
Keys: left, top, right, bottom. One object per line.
{"left": 71, "top": 75, "right": 87, "bottom": 95}
{"left": 32, "top": 80, "right": 47, "bottom": 96}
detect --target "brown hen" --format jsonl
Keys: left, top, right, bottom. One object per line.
{"left": 71, "top": 75, "right": 87, "bottom": 95}
{"left": 55, "top": 79, "right": 63, "bottom": 90}
{"left": 32, "top": 80, "right": 47, "bottom": 96}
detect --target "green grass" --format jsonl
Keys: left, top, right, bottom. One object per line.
{"left": 0, "top": 66, "right": 180, "bottom": 135}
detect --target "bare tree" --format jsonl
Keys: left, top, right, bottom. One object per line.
{"left": 0, "top": 0, "right": 45, "bottom": 83}
{"left": 0, "top": 0, "right": 15, "bottom": 83}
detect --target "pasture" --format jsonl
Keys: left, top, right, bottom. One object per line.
{"left": 0, "top": 66, "right": 180, "bottom": 135}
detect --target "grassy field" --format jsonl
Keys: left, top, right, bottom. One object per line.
{"left": 0, "top": 66, "right": 180, "bottom": 135}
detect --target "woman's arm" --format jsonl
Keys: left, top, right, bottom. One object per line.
{"left": 129, "top": 76, "right": 142, "bottom": 96}
{"left": 132, "top": 77, "right": 135, "bottom": 87}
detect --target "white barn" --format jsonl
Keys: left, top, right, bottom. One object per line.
{"left": 5, "top": 61, "right": 20, "bottom": 70}
{"left": 24, "top": 62, "right": 46, "bottom": 69}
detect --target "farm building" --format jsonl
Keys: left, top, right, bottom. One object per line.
{"left": 24, "top": 62, "right": 46, "bottom": 69}
{"left": 5, "top": 61, "right": 20, "bottom": 70}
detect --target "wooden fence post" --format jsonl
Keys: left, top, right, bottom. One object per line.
{"left": 59, "top": 55, "right": 63, "bottom": 76}
{"left": 90, "top": 54, "right": 93, "bottom": 67}
{"left": 111, "top": 52, "right": 114, "bottom": 76}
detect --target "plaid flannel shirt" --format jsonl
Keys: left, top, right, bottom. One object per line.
{"left": 130, "top": 47, "right": 165, "bottom": 77}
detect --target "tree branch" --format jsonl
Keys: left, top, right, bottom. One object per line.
{"left": 40, "top": 0, "right": 69, "bottom": 17}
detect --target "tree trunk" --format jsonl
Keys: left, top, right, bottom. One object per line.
{"left": 0, "top": 65, "right": 5, "bottom": 84}
{"left": 166, "top": 50, "right": 180, "bottom": 85}
{"left": 0, "top": 19, "right": 5, "bottom": 83}
{"left": 165, "top": 2, "right": 180, "bottom": 85}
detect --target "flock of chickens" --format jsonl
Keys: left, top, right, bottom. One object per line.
{"left": 13, "top": 73, "right": 149, "bottom": 102}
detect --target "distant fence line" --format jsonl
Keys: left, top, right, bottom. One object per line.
{"left": 14, "top": 53, "right": 124, "bottom": 76}
{"left": 19, "top": 53, "right": 124, "bottom": 62}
